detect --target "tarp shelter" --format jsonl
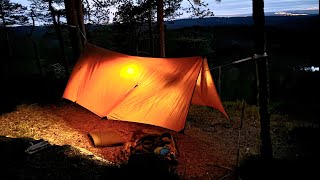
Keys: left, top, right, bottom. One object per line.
{"left": 63, "top": 43, "right": 228, "bottom": 132}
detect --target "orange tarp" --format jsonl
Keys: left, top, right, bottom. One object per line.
{"left": 63, "top": 43, "right": 228, "bottom": 132}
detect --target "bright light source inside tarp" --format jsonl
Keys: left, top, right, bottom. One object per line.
{"left": 120, "top": 64, "right": 140, "bottom": 78}
{"left": 127, "top": 67, "right": 135, "bottom": 74}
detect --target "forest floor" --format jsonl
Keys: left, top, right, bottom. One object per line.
{"left": 0, "top": 100, "right": 319, "bottom": 180}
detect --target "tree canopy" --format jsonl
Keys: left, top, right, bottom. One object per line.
{"left": 0, "top": 0, "right": 28, "bottom": 27}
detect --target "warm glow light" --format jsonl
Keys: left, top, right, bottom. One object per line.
{"left": 120, "top": 64, "right": 140, "bottom": 78}
{"left": 127, "top": 67, "right": 135, "bottom": 74}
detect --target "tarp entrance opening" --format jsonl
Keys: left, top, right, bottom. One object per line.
{"left": 63, "top": 43, "right": 228, "bottom": 132}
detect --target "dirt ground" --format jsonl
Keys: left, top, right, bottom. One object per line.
{"left": 0, "top": 100, "right": 319, "bottom": 179}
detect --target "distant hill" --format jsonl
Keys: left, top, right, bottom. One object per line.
{"left": 165, "top": 17, "right": 254, "bottom": 29}
{"left": 165, "top": 11, "right": 318, "bottom": 29}
{"left": 8, "top": 26, "right": 51, "bottom": 39}
{"left": 7, "top": 9, "right": 318, "bottom": 37}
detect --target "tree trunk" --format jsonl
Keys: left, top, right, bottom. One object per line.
{"left": 29, "top": 10, "right": 42, "bottom": 76}
{"left": 218, "top": 67, "right": 221, "bottom": 97}
{"left": 30, "top": 39, "right": 42, "bottom": 75}
{"left": 3, "top": 27, "right": 11, "bottom": 74}
{"left": 255, "top": 61, "right": 259, "bottom": 105}
{"left": 49, "top": 0, "right": 69, "bottom": 76}
{"left": 64, "top": 0, "right": 84, "bottom": 64}
{"left": 76, "top": 1, "right": 86, "bottom": 45}
{"left": 1, "top": 14, "right": 12, "bottom": 74}
{"left": 252, "top": 0, "right": 273, "bottom": 161}
{"left": 148, "top": 0, "right": 154, "bottom": 56}
{"left": 56, "top": 17, "right": 69, "bottom": 77}
{"left": 157, "top": 0, "right": 165, "bottom": 57}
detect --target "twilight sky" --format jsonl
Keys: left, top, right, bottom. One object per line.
{"left": 12, "top": 0, "right": 319, "bottom": 17}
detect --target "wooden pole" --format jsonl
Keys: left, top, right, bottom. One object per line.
{"left": 218, "top": 67, "right": 221, "bottom": 97}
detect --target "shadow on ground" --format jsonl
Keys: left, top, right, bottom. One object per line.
{"left": 238, "top": 127, "right": 320, "bottom": 180}
{"left": 0, "top": 75, "right": 66, "bottom": 115}
{"left": 0, "top": 136, "right": 178, "bottom": 180}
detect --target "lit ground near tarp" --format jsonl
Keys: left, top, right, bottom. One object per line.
{"left": 0, "top": 104, "right": 112, "bottom": 164}
{"left": 0, "top": 101, "right": 265, "bottom": 179}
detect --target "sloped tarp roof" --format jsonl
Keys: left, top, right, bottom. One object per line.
{"left": 63, "top": 43, "right": 228, "bottom": 132}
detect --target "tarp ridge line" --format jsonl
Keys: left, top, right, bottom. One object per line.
{"left": 210, "top": 53, "right": 268, "bottom": 70}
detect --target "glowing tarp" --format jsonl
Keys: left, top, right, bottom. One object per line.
{"left": 63, "top": 43, "right": 228, "bottom": 131}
